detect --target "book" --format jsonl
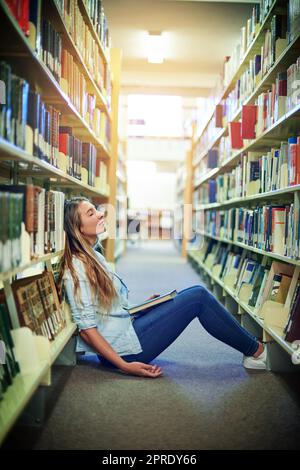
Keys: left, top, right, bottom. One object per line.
{"left": 124, "top": 289, "right": 178, "bottom": 315}
{"left": 285, "top": 286, "right": 300, "bottom": 342}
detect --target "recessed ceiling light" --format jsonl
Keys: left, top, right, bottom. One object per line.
{"left": 147, "top": 32, "right": 164, "bottom": 64}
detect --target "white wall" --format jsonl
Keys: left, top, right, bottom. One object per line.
{"left": 126, "top": 161, "right": 176, "bottom": 210}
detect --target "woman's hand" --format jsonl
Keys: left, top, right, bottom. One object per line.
{"left": 147, "top": 293, "right": 160, "bottom": 300}
{"left": 122, "top": 361, "right": 163, "bottom": 378}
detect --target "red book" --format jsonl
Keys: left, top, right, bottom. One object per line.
{"left": 95, "top": 157, "right": 101, "bottom": 177}
{"left": 290, "top": 144, "right": 297, "bottom": 186}
{"left": 215, "top": 104, "right": 223, "bottom": 128}
{"left": 19, "top": 0, "right": 29, "bottom": 36}
{"left": 59, "top": 134, "right": 69, "bottom": 156}
{"left": 229, "top": 121, "right": 243, "bottom": 149}
{"left": 241, "top": 105, "right": 257, "bottom": 139}
{"left": 5, "top": 0, "right": 18, "bottom": 20}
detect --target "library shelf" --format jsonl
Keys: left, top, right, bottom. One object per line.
{"left": 0, "top": 360, "right": 49, "bottom": 446}
{"left": 193, "top": 31, "right": 300, "bottom": 166}
{"left": 47, "top": 0, "right": 109, "bottom": 114}
{"left": 196, "top": 230, "right": 300, "bottom": 267}
{"left": 193, "top": 0, "right": 278, "bottom": 144}
{"left": 194, "top": 184, "right": 300, "bottom": 211}
{"left": 193, "top": 102, "right": 300, "bottom": 188}
{"left": 0, "top": 0, "right": 111, "bottom": 158}
{"left": 0, "top": 138, "right": 109, "bottom": 198}
{"left": 0, "top": 251, "right": 64, "bottom": 283}
{"left": 49, "top": 319, "right": 77, "bottom": 365}
{"left": 77, "top": 0, "right": 110, "bottom": 65}
{"left": 230, "top": 32, "right": 300, "bottom": 125}
{"left": 188, "top": 250, "right": 296, "bottom": 358}
{"left": 192, "top": 127, "right": 227, "bottom": 168}
{"left": 194, "top": 167, "right": 219, "bottom": 189}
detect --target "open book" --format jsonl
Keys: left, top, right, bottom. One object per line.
{"left": 124, "top": 289, "right": 178, "bottom": 315}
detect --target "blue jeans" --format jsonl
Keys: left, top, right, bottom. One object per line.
{"left": 100, "top": 285, "right": 259, "bottom": 368}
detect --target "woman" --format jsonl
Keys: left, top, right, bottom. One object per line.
{"left": 58, "top": 197, "right": 267, "bottom": 379}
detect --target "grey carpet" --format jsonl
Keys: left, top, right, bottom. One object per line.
{"left": 4, "top": 240, "right": 300, "bottom": 450}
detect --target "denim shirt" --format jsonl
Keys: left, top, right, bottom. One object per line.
{"left": 63, "top": 250, "right": 143, "bottom": 356}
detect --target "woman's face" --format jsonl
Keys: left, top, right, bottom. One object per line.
{"left": 78, "top": 201, "right": 105, "bottom": 238}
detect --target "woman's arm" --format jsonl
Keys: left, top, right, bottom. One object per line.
{"left": 80, "top": 328, "right": 163, "bottom": 378}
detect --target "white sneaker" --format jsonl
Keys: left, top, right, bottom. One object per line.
{"left": 243, "top": 346, "right": 267, "bottom": 370}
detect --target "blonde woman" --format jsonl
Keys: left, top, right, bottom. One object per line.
{"left": 58, "top": 197, "right": 267, "bottom": 379}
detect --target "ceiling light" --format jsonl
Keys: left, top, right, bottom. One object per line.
{"left": 147, "top": 32, "right": 164, "bottom": 64}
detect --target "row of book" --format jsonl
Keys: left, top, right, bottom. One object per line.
{"left": 191, "top": 239, "right": 300, "bottom": 342}
{"left": 53, "top": 5, "right": 106, "bottom": 93}
{"left": 0, "top": 186, "right": 65, "bottom": 273}
{"left": 193, "top": 137, "right": 300, "bottom": 204}
{"left": 201, "top": 204, "right": 300, "bottom": 259}
{"left": 223, "top": 1, "right": 271, "bottom": 88}
{"left": 0, "top": 304, "right": 20, "bottom": 401}
{"left": 4, "top": 0, "right": 110, "bottom": 100}
{"left": 221, "top": 53, "right": 290, "bottom": 129}
{"left": 58, "top": 127, "right": 109, "bottom": 191}
{"left": 0, "top": 62, "right": 110, "bottom": 188}
{"left": 56, "top": 0, "right": 111, "bottom": 56}
{"left": 193, "top": 2, "right": 300, "bottom": 163}
{"left": 194, "top": 53, "right": 300, "bottom": 174}
{"left": 219, "top": 0, "right": 299, "bottom": 103}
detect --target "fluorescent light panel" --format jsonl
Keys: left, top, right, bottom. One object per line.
{"left": 147, "top": 32, "right": 164, "bottom": 64}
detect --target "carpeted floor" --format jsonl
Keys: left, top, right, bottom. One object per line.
{"left": 3, "top": 240, "right": 300, "bottom": 450}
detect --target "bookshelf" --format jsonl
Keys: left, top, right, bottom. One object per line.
{"left": 0, "top": 0, "right": 121, "bottom": 445}
{"left": 188, "top": 0, "right": 300, "bottom": 371}
{"left": 114, "top": 139, "right": 127, "bottom": 261}
{"left": 188, "top": 250, "right": 297, "bottom": 358}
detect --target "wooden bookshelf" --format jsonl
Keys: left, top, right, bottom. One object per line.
{"left": 77, "top": 0, "right": 110, "bottom": 65}
{"left": 193, "top": 0, "right": 278, "bottom": 144}
{"left": 0, "top": 0, "right": 111, "bottom": 158}
{"left": 0, "top": 0, "right": 121, "bottom": 445}
{"left": 188, "top": 251, "right": 297, "bottom": 357}
{"left": 192, "top": 31, "right": 300, "bottom": 169}
{"left": 194, "top": 101, "right": 300, "bottom": 188}
{"left": 0, "top": 139, "right": 109, "bottom": 198}
{"left": 49, "top": 320, "right": 77, "bottom": 365}
{"left": 196, "top": 231, "right": 300, "bottom": 267}
{"left": 0, "top": 360, "right": 49, "bottom": 446}
{"left": 194, "top": 184, "right": 300, "bottom": 210}
{"left": 114, "top": 140, "right": 128, "bottom": 261}
{"left": 105, "top": 48, "right": 122, "bottom": 262}
{"left": 46, "top": 0, "right": 108, "bottom": 113}
{"left": 188, "top": 0, "right": 300, "bottom": 369}
{"left": 0, "top": 251, "right": 64, "bottom": 283}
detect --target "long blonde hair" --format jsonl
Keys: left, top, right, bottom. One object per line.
{"left": 57, "top": 197, "right": 117, "bottom": 313}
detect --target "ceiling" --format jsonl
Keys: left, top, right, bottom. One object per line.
{"left": 103, "top": 0, "right": 257, "bottom": 98}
